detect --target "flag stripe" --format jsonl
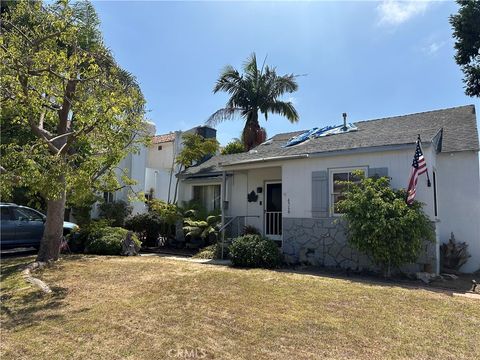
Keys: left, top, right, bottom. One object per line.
{"left": 406, "top": 139, "right": 429, "bottom": 205}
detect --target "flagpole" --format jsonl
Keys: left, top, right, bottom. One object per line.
{"left": 417, "top": 134, "right": 432, "bottom": 187}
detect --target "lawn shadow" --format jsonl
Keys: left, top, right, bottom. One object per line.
{"left": 272, "top": 266, "right": 479, "bottom": 296}
{"left": 0, "top": 256, "right": 36, "bottom": 283}
{"left": 1, "top": 284, "right": 69, "bottom": 331}
{"left": 1, "top": 256, "right": 73, "bottom": 330}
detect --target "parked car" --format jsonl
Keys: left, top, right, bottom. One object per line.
{"left": 0, "top": 203, "right": 78, "bottom": 250}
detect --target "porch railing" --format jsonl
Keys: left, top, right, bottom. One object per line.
{"left": 265, "top": 211, "right": 282, "bottom": 237}
{"left": 219, "top": 215, "right": 259, "bottom": 259}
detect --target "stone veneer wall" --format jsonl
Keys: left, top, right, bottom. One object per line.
{"left": 282, "top": 217, "right": 436, "bottom": 273}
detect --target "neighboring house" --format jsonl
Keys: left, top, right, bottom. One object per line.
{"left": 91, "top": 124, "right": 217, "bottom": 217}
{"left": 178, "top": 105, "right": 480, "bottom": 273}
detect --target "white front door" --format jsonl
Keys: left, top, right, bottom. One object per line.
{"left": 264, "top": 182, "right": 282, "bottom": 241}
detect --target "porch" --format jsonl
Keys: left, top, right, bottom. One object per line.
{"left": 180, "top": 165, "right": 284, "bottom": 242}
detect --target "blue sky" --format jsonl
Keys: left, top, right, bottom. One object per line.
{"left": 94, "top": 0, "right": 479, "bottom": 145}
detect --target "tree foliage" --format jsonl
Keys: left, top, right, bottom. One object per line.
{"left": 221, "top": 138, "right": 245, "bottom": 155}
{"left": 0, "top": 1, "right": 148, "bottom": 261}
{"left": 337, "top": 173, "right": 435, "bottom": 275}
{"left": 175, "top": 133, "right": 219, "bottom": 168}
{"left": 450, "top": 0, "right": 480, "bottom": 97}
{"left": 208, "top": 53, "right": 299, "bottom": 150}
{"left": 97, "top": 200, "right": 133, "bottom": 227}
{"left": 172, "top": 133, "right": 219, "bottom": 203}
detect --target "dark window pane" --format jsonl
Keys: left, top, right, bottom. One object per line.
{"left": 333, "top": 172, "right": 348, "bottom": 182}
{"left": 266, "top": 183, "right": 282, "bottom": 212}
{"left": 333, "top": 194, "right": 346, "bottom": 213}
{"left": 13, "top": 208, "right": 43, "bottom": 221}
{"left": 1, "top": 207, "right": 11, "bottom": 221}
{"left": 349, "top": 171, "right": 363, "bottom": 183}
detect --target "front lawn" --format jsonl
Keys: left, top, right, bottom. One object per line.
{"left": 1, "top": 256, "right": 479, "bottom": 359}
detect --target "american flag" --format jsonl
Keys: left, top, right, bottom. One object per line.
{"left": 406, "top": 138, "right": 430, "bottom": 205}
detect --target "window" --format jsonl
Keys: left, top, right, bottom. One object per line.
{"left": 103, "top": 192, "right": 114, "bottom": 203}
{"left": 330, "top": 168, "right": 366, "bottom": 215}
{"left": 192, "top": 184, "right": 221, "bottom": 212}
{"left": 158, "top": 145, "right": 163, "bottom": 151}
{"left": 1, "top": 207, "right": 12, "bottom": 221}
{"left": 13, "top": 207, "right": 44, "bottom": 221}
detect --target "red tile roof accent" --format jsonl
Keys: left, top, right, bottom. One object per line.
{"left": 152, "top": 133, "right": 175, "bottom": 144}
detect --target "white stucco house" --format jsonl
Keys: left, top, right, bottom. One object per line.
{"left": 178, "top": 105, "right": 480, "bottom": 273}
{"left": 91, "top": 124, "right": 217, "bottom": 217}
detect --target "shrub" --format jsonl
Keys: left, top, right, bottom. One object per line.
{"left": 125, "top": 212, "right": 163, "bottom": 247}
{"left": 221, "top": 139, "right": 245, "bottom": 155}
{"left": 149, "top": 199, "right": 180, "bottom": 239}
{"left": 193, "top": 244, "right": 217, "bottom": 259}
{"left": 69, "top": 219, "right": 111, "bottom": 253}
{"left": 183, "top": 215, "right": 221, "bottom": 245}
{"left": 85, "top": 227, "right": 140, "bottom": 255}
{"left": 97, "top": 200, "right": 132, "bottom": 227}
{"left": 229, "top": 235, "right": 282, "bottom": 268}
{"left": 242, "top": 225, "right": 261, "bottom": 236}
{"left": 337, "top": 172, "right": 435, "bottom": 276}
{"left": 440, "top": 232, "right": 471, "bottom": 271}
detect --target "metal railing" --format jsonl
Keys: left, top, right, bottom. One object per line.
{"left": 219, "top": 215, "right": 259, "bottom": 259}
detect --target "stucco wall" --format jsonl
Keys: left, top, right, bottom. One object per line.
{"left": 436, "top": 151, "right": 480, "bottom": 273}
{"left": 146, "top": 131, "right": 184, "bottom": 203}
{"left": 125, "top": 143, "right": 149, "bottom": 215}
{"left": 145, "top": 167, "right": 174, "bottom": 202}
{"left": 282, "top": 147, "right": 437, "bottom": 219}
{"left": 147, "top": 141, "right": 175, "bottom": 170}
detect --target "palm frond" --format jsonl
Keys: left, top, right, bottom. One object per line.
{"left": 266, "top": 101, "right": 299, "bottom": 123}
{"left": 207, "top": 107, "right": 243, "bottom": 127}
{"left": 271, "top": 74, "right": 298, "bottom": 98}
{"left": 243, "top": 52, "right": 258, "bottom": 77}
{"left": 213, "top": 65, "right": 242, "bottom": 94}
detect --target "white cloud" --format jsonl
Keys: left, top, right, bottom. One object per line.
{"left": 377, "top": 0, "right": 431, "bottom": 26}
{"left": 422, "top": 40, "right": 445, "bottom": 55}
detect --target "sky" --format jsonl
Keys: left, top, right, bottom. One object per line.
{"left": 93, "top": 0, "right": 480, "bottom": 145}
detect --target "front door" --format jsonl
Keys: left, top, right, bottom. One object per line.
{"left": 264, "top": 182, "right": 282, "bottom": 241}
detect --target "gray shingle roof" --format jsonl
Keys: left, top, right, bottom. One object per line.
{"left": 182, "top": 105, "right": 478, "bottom": 177}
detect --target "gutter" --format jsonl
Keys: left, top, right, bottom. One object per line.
{"left": 180, "top": 141, "right": 436, "bottom": 176}
{"left": 220, "top": 153, "right": 309, "bottom": 167}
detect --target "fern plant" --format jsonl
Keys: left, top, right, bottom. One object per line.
{"left": 183, "top": 215, "right": 221, "bottom": 245}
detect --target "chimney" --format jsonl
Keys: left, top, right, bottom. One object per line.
{"left": 342, "top": 113, "right": 347, "bottom": 131}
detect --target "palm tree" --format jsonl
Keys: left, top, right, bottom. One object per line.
{"left": 208, "top": 53, "right": 300, "bottom": 151}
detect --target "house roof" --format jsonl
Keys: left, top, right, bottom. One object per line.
{"left": 182, "top": 105, "right": 479, "bottom": 177}
{"left": 152, "top": 132, "right": 176, "bottom": 144}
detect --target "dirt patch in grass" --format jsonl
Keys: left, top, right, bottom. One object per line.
{"left": 1, "top": 255, "right": 479, "bottom": 359}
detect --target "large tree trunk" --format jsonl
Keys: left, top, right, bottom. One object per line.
{"left": 36, "top": 184, "right": 66, "bottom": 262}
{"left": 242, "top": 111, "right": 265, "bottom": 151}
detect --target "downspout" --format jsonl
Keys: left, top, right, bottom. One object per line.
{"left": 221, "top": 170, "right": 226, "bottom": 259}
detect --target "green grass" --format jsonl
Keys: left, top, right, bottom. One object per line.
{"left": 1, "top": 255, "right": 479, "bottom": 359}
